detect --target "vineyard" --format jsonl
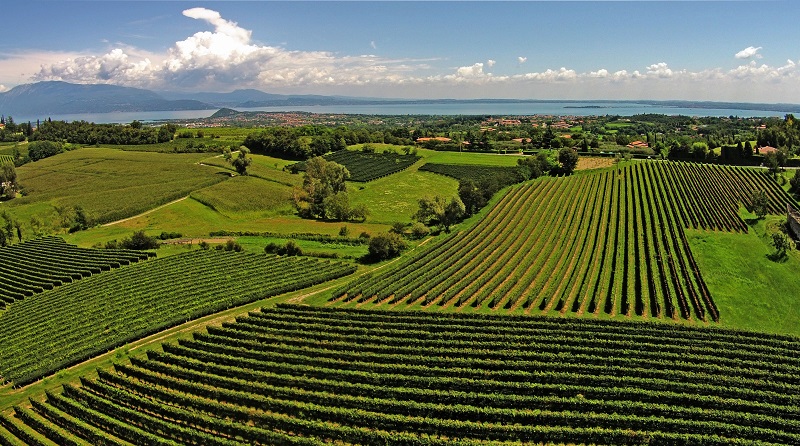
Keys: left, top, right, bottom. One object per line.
{"left": 0, "top": 155, "right": 12, "bottom": 166}
{"left": 296, "top": 150, "right": 421, "bottom": 182}
{"left": 2, "top": 305, "right": 799, "bottom": 445}
{"left": 333, "top": 161, "right": 797, "bottom": 322}
{"left": 0, "top": 250, "right": 356, "bottom": 386}
{"left": 0, "top": 237, "right": 151, "bottom": 308}
{"left": 418, "top": 163, "right": 523, "bottom": 185}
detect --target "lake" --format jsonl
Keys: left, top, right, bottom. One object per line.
{"left": 15, "top": 101, "right": 799, "bottom": 124}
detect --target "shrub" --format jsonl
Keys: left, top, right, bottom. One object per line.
{"left": 264, "top": 240, "right": 303, "bottom": 256}
{"left": 119, "top": 231, "right": 160, "bottom": 250}
{"left": 410, "top": 222, "right": 430, "bottom": 239}
{"left": 367, "top": 232, "right": 407, "bottom": 261}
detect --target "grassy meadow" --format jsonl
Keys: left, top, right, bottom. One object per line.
{"left": 687, "top": 214, "right": 800, "bottom": 337}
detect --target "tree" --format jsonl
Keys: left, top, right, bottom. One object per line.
{"left": 230, "top": 146, "right": 252, "bottom": 175}
{"left": 119, "top": 230, "right": 160, "bottom": 250}
{"left": 771, "top": 232, "right": 792, "bottom": 259}
{"left": 557, "top": 147, "right": 579, "bottom": 175}
{"left": 0, "top": 164, "right": 19, "bottom": 199}
{"left": 790, "top": 172, "right": 800, "bottom": 194}
{"left": 413, "top": 195, "right": 465, "bottom": 232}
{"left": 763, "top": 151, "right": 782, "bottom": 178}
{"left": 458, "top": 179, "right": 486, "bottom": 216}
{"left": 750, "top": 190, "right": 769, "bottom": 219}
{"left": 367, "top": 232, "right": 407, "bottom": 261}
{"left": 294, "top": 157, "right": 365, "bottom": 221}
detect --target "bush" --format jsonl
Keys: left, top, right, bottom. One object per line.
{"left": 159, "top": 231, "right": 183, "bottom": 240}
{"left": 367, "top": 232, "right": 407, "bottom": 261}
{"left": 214, "top": 240, "right": 243, "bottom": 252}
{"left": 410, "top": 222, "right": 430, "bottom": 239}
{"left": 119, "top": 231, "right": 160, "bottom": 250}
{"left": 264, "top": 240, "right": 303, "bottom": 256}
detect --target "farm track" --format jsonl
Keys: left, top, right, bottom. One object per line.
{"left": 100, "top": 196, "right": 188, "bottom": 227}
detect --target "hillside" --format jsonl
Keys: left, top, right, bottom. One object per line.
{"left": 0, "top": 81, "right": 212, "bottom": 116}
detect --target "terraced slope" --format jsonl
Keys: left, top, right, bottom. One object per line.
{"left": 0, "top": 251, "right": 356, "bottom": 386}
{"left": 333, "top": 162, "right": 795, "bottom": 322}
{"left": 3, "top": 305, "right": 799, "bottom": 445}
{"left": 0, "top": 237, "right": 151, "bottom": 308}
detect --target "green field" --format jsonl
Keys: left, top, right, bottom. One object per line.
{"left": 189, "top": 175, "right": 295, "bottom": 217}
{"left": 3, "top": 148, "right": 229, "bottom": 229}
{"left": 687, "top": 215, "right": 800, "bottom": 336}
{"left": 350, "top": 167, "right": 458, "bottom": 225}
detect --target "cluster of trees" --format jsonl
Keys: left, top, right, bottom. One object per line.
{"left": 31, "top": 120, "right": 176, "bottom": 145}
{"left": 243, "top": 125, "right": 416, "bottom": 160}
{"left": 293, "top": 157, "right": 368, "bottom": 222}
{"left": 27, "top": 140, "right": 66, "bottom": 162}
{"left": 0, "top": 116, "right": 33, "bottom": 142}
{"left": 103, "top": 230, "right": 160, "bottom": 250}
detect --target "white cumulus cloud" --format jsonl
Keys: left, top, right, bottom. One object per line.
{"left": 735, "top": 46, "right": 762, "bottom": 59}
{"left": 486, "top": 59, "right": 496, "bottom": 68}
{"left": 517, "top": 56, "right": 527, "bottom": 64}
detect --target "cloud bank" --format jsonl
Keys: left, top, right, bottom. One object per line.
{"left": 20, "top": 8, "right": 800, "bottom": 102}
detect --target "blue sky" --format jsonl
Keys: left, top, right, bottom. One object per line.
{"left": 1, "top": 1, "right": 798, "bottom": 102}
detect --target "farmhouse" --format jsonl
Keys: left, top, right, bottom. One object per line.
{"left": 757, "top": 145, "right": 778, "bottom": 154}
{"left": 626, "top": 140, "right": 649, "bottom": 149}
{"left": 416, "top": 137, "right": 452, "bottom": 143}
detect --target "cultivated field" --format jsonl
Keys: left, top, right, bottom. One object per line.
{"left": 0, "top": 250, "right": 355, "bottom": 386}
{"left": 0, "top": 237, "right": 150, "bottom": 308}
{"left": 2, "top": 305, "right": 799, "bottom": 445}
{"left": 6, "top": 149, "right": 229, "bottom": 227}
{"left": 333, "top": 162, "right": 796, "bottom": 323}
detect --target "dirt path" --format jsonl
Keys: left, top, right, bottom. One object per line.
{"left": 101, "top": 196, "right": 189, "bottom": 227}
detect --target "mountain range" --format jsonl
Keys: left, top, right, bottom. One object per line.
{"left": 1, "top": 81, "right": 799, "bottom": 118}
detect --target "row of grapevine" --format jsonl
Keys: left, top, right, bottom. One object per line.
{"left": 0, "top": 237, "right": 152, "bottom": 308}
{"left": 0, "top": 155, "right": 12, "bottom": 166}
{"left": 334, "top": 162, "right": 718, "bottom": 323}
{"left": 418, "top": 163, "right": 524, "bottom": 185}
{"left": 4, "top": 305, "right": 799, "bottom": 445}
{"left": 662, "top": 162, "right": 798, "bottom": 232}
{"left": 0, "top": 250, "right": 356, "bottom": 386}
{"left": 295, "top": 150, "right": 421, "bottom": 182}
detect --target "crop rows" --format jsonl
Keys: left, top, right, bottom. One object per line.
{"left": 3, "top": 305, "right": 800, "bottom": 445}
{"left": 336, "top": 162, "right": 729, "bottom": 322}
{"left": 0, "top": 250, "right": 356, "bottom": 386}
{"left": 0, "top": 237, "right": 152, "bottom": 308}
{"left": 0, "top": 155, "right": 12, "bottom": 166}
{"left": 661, "top": 162, "right": 798, "bottom": 232}
{"left": 418, "top": 163, "right": 523, "bottom": 185}
{"left": 297, "top": 150, "right": 421, "bottom": 182}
